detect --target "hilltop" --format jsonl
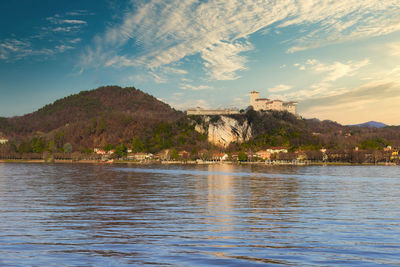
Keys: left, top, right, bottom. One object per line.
{"left": 348, "top": 121, "right": 388, "bottom": 128}
{"left": 0, "top": 86, "right": 196, "bottom": 151}
{"left": 6, "top": 85, "right": 181, "bottom": 133}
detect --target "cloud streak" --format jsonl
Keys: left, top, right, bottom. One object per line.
{"left": 298, "top": 63, "right": 400, "bottom": 123}
{"left": 0, "top": 37, "right": 78, "bottom": 61}
{"left": 83, "top": 0, "right": 400, "bottom": 81}
{"left": 180, "top": 83, "right": 213, "bottom": 91}
{"left": 272, "top": 58, "right": 371, "bottom": 101}
{"left": 268, "top": 84, "right": 293, "bottom": 93}
{"left": 0, "top": 10, "right": 90, "bottom": 62}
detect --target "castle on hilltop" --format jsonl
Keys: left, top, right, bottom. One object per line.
{"left": 186, "top": 91, "right": 298, "bottom": 115}
{"left": 250, "top": 91, "right": 297, "bottom": 114}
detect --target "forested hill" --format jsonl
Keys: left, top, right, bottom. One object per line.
{"left": 0, "top": 86, "right": 185, "bottom": 148}
{"left": 1, "top": 85, "right": 400, "bottom": 155}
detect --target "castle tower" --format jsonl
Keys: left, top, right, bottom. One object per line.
{"left": 250, "top": 91, "right": 259, "bottom": 108}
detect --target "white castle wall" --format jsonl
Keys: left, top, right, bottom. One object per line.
{"left": 187, "top": 108, "right": 240, "bottom": 116}
{"left": 250, "top": 91, "right": 297, "bottom": 114}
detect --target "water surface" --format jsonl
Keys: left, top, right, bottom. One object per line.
{"left": 0, "top": 163, "right": 399, "bottom": 265}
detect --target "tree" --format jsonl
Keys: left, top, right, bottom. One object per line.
{"left": 170, "top": 148, "right": 179, "bottom": 160}
{"left": 114, "top": 143, "right": 127, "bottom": 158}
{"left": 238, "top": 151, "right": 247, "bottom": 161}
{"left": 18, "top": 141, "right": 32, "bottom": 153}
{"left": 31, "top": 137, "right": 46, "bottom": 153}
{"left": 63, "top": 143, "right": 73, "bottom": 153}
{"left": 48, "top": 140, "right": 56, "bottom": 152}
{"left": 54, "top": 131, "right": 65, "bottom": 151}
{"left": 131, "top": 137, "right": 145, "bottom": 152}
{"left": 104, "top": 144, "right": 114, "bottom": 152}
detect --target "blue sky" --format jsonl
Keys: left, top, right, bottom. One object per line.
{"left": 1, "top": 0, "right": 400, "bottom": 125}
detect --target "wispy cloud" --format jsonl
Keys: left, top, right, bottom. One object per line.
{"left": 300, "top": 79, "right": 400, "bottom": 123}
{"left": 105, "top": 55, "right": 136, "bottom": 68}
{"left": 46, "top": 15, "right": 87, "bottom": 25}
{"left": 268, "top": 84, "right": 293, "bottom": 93}
{"left": 289, "top": 60, "right": 400, "bottom": 123}
{"left": 0, "top": 39, "right": 31, "bottom": 60}
{"left": 150, "top": 72, "right": 167, "bottom": 84}
{"left": 387, "top": 41, "right": 400, "bottom": 57}
{"left": 61, "top": 19, "right": 87, "bottom": 24}
{"left": 0, "top": 37, "right": 79, "bottom": 62}
{"left": 82, "top": 0, "right": 399, "bottom": 81}
{"left": 283, "top": 0, "right": 400, "bottom": 53}
{"left": 66, "top": 10, "right": 93, "bottom": 16}
{"left": 305, "top": 58, "right": 370, "bottom": 82}
{"left": 180, "top": 83, "right": 213, "bottom": 91}
{"left": 169, "top": 98, "right": 212, "bottom": 111}
{"left": 69, "top": 38, "right": 82, "bottom": 44}
{"left": 0, "top": 10, "right": 90, "bottom": 62}
{"left": 0, "top": 38, "right": 60, "bottom": 61}
{"left": 48, "top": 25, "right": 83, "bottom": 33}
{"left": 55, "top": 44, "right": 74, "bottom": 53}
{"left": 273, "top": 58, "right": 370, "bottom": 100}
{"left": 43, "top": 13, "right": 88, "bottom": 34}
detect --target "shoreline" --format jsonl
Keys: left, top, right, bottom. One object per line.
{"left": 0, "top": 159, "right": 397, "bottom": 166}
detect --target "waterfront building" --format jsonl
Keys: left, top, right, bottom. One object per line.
{"left": 94, "top": 148, "right": 106, "bottom": 155}
{"left": 256, "top": 150, "right": 271, "bottom": 160}
{"left": 0, "top": 138, "right": 8, "bottom": 144}
{"left": 128, "top": 152, "right": 147, "bottom": 161}
{"left": 267, "top": 147, "right": 288, "bottom": 154}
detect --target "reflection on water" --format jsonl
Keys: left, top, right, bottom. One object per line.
{"left": 205, "top": 164, "right": 235, "bottom": 227}
{"left": 0, "top": 163, "right": 400, "bottom": 265}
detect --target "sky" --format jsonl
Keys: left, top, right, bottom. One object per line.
{"left": 1, "top": 0, "right": 400, "bottom": 125}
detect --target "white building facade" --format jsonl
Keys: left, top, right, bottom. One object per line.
{"left": 0, "top": 138, "right": 8, "bottom": 144}
{"left": 250, "top": 91, "right": 297, "bottom": 114}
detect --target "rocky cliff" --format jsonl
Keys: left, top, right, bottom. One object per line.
{"left": 193, "top": 115, "right": 252, "bottom": 147}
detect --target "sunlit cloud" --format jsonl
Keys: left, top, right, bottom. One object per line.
{"left": 300, "top": 80, "right": 400, "bottom": 124}
{"left": 169, "top": 98, "right": 212, "bottom": 111}
{"left": 82, "top": 0, "right": 399, "bottom": 81}
{"left": 387, "top": 41, "right": 400, "bottom": 57}
{"left": 274, "top": 58, "right": 371, "bottom": 101}
{"left": 268, "top": 84, "right": 293, "bottom": 93}
{"left": 180, "top": 84, "right": 213, "bottom": 91}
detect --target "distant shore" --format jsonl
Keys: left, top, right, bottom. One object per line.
{"left": 0, "top": 159, "right": 397, "bottom": 166}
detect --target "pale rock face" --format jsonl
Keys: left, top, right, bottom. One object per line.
{"left": 207, "top": 116, "right": 251, "bottom": 147}
{"left": 194, "top": 117, "right": 208, "bottom": 134}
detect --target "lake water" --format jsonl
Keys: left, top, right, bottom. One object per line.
{"left": 0, "top": 163, "right": 400, "bottom": 266}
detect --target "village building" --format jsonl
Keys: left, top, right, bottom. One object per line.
{"left": 295, "top": 150, "right": 307, "bottom": 161}
{"left": 250, "top": 91, "right": 297, "bottom": 114}
{"left": 384, "top": 145, "right": 392, "bottom": 151}
{"left": 94, "top": 148, "right": 115, "bottom": 156}
{"left": 256, "top": 150, "right": 271, "bottom": 160}
{"left": 266, "top": 147, "right": 288, "bottom": 154}
{"left": 127, "top": 152, "right": 147, "bottom": 161}
{"left": 155, "top": 149, "right": 170, "bottom": 160}
{"left": 212, "top": 152, "right": 229, "bottom": 161}
{"left": 0, "top": 138, "right": 8, "bottom": 144}
{"left": 94, "top": 148, "right": 106, "bottom": 155}
{"left": 178, "top": 150, "right": 190, "bottom": 159}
